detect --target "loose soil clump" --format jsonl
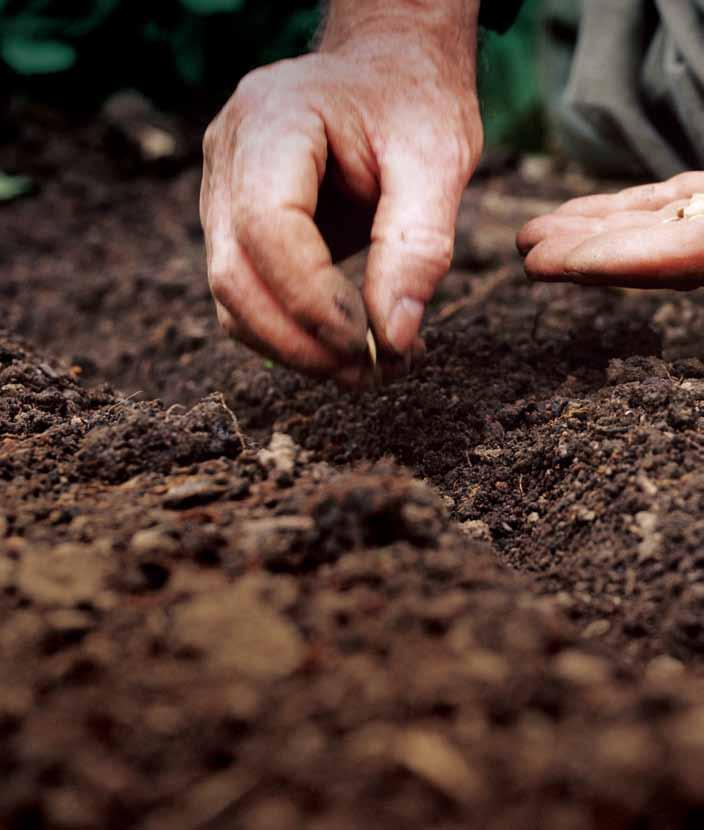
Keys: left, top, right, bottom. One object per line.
{"left": 4, "top": 105, "right": 704, "bottom": 828}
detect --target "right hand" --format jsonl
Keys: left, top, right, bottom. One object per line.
{"left": 200, "top": 18, "right": 483, "bottom": 386}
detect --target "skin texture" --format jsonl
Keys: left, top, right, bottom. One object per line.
{"left": 518, "top": 172, "right": 704, "bottom": 291}
{"left": 200, "top": 0, "right": 482, "bottom": 386}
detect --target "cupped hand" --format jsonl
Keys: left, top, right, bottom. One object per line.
{"left": 517, "top": 172, "right": 704, "bottom": 290}
{"left": 200, "top": 23, "right": 483, "bottom": 385}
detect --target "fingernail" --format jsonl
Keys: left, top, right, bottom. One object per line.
{"left": 386, "top": 298, "right": 424, "bottom": 354}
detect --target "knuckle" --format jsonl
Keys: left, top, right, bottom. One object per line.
{"left": 233, "top": 67, "right": 270, "bottom": 110}
{"left": 208, "top": 269, "right": 232, "bottom": 307}
{"left": 202, "top": 120, "right": 219, "bottom": 163}
{"left": 442, "top": 134, "right": 474, "bottom": 178}
{"left": 234, "top": 202, "right": 263, "bottom": 249}
{"left": 673, "top": 171, "right": 704, "bottom": 195}
{"left": 423, "top": 235, "right": 454, "bottom": 275}
{"left": 235, "top": 201, "right": 275, "bottom": 256}
{"left": 402, "top": 227, "right": 454, "bottom": 281}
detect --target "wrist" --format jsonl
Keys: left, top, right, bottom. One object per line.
{"left": 319, "top": 0, "right": 480, "bottom": 55}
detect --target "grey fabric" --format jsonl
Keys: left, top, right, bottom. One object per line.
{"left": 544, "top": 0, "right": 704, "bottom": 178}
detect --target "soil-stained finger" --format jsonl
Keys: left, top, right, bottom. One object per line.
{"left": 233, "top": 112, "right": 368, "bottom": 358}
{"left": 205, "top": 163, "right": 361, "bottom": 376}
{"left": 363, "top": 139, "right": 467, "bottom": 355}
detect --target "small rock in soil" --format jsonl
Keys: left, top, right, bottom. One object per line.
{"left": 163, "top": 478, "right": 226, "bottom": 509}
{"left": 170, "top": 575, "right": 305, "bottom": 680}
{"left": 17, "top": 544, "right": 112, "bottom": 608}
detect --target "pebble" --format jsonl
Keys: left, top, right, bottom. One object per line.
{"left": 634, "top": 511, "right": 663, "bottom": 561}
{"left": 17, "top": 544, "right": 111, "bottom": 607}
{"left": 130, "top": 527, "right": 179, "bottom": 555}
{"left": 163, "top": 478, "right": 225, "bottom": 509}
{"left": 552, "top": 650, "right": 610, "bottom": 686}
{"left": 645, "top": 654, "right": 685, "bottom": 684}
{"left": 171, "top": 575, "right": 305, "bottom": 680}
{"left": 45, "top": 609, "right": 95, "bottom": 633}
{"left": 257, "top": 433, "right": 298, "bottom": 481}
{"left": 458, "top": 520, "right": 492, "bottom": 543}
{"left": 236, "top": 516, "right": 316, "bottom": 564}
{"left": 394, "top": 729, "right": 484, "bottom": 804}
{"left": 581, "top": 619, "right": 611, "bottom": 639}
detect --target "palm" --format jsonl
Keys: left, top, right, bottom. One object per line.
{"left": 517, "top": 172, "right": 704, "bottom": 290}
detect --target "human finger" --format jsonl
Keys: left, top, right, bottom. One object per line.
{"left": 204, "top": 153, "right": 368, "bottom": 379}
{"left": 556, "top": 172, "right": 704, "bottom": 218}
{"left": 517, "top": 205, "right": 682, "bottom": 256}
{"left": 234, "top": 110, "right": 368, "bottom": 358}
{"left": 524, "top": 232, "right": 595, "bottom": 282}
{"left": 563, "top": 220, "right": 704, "bottom": 290}
{"left": 363, "top": 138, "right": 470, "bottom": 354}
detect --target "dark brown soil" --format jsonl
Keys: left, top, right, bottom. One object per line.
{"left": 4, "top": 104, "right": 704, "bottom": 829}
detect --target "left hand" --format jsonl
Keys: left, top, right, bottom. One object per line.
{"left": 517, "top": 172, "right": 704, "bottom": 290}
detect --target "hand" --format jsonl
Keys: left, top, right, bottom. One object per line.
{"left": 200, "top": 5, "right": 483, "bottom": 385}
{"left": 517, "top": 172, "right": 704, "bottom": 290}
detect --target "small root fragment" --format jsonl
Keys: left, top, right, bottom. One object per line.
{"left": 217, "top": 392, "right": 246, "bottom": 450}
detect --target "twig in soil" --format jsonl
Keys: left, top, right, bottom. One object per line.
{"left": 430, "top": 265, "right": 513, "bottom": 325}
{"left": 165, "top": 404, "right": 187, "bottom": 418}
{"left": 104, "top": 390, "right": 143, "bottom": 417}
{"left": 121, "top": 390, "right": 142, "bottom": 401}
{"left": 217, "top": 392, "right": 246, "bottom": 450}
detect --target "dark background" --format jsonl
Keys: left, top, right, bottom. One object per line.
{"left": 0, "top": 0, "right": 543, "bottom": 147}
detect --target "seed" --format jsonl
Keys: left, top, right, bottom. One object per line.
{"left": 673, "top": 193, "right": 704, "bottom": 222}
{"left": 366, "top": 329, "right": 378, "bottom": 368}
{"left": 683, "top": 193, "right": 704, "bottom": 219}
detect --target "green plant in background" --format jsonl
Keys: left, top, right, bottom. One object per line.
{"left": 0, "top": 0, "right": 321, "bottom": 103}
{"left": 0, "top": 0, "right": 118, "bottom": 75}
{"left": 0, "top": 0, "right": 543, "bottom": 150}
{"left": 0, "top": 170, "right": 33, "bottom": 201}
{"left": 479, "top": 0, "right": 544, "bottom": 149}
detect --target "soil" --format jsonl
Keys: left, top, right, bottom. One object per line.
{"left": 4, "top": 104, "right": 704, "bottom": 829}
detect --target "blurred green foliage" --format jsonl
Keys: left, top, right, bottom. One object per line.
{"left": 0, "top": 170, "right": 33, "bottom": 200}
{"left": 0, "top": 0, "right": 321, "bottom": 108}
{"left": 479, "top": 0, "right": 544, "bottom": 149}
{"left": 0, "top": 0, "right": 544, "bottom": 147}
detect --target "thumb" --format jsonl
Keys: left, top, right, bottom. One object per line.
{"left": 363, "top": 144, "right": 467, "bottom": 354}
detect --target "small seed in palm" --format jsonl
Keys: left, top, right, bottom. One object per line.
{"left": 677, "top": 193, "right": 704, "bottom": 220}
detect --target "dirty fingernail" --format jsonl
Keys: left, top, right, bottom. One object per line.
{"left": 386, "top": 298, "right": 424, "bottom": 354}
